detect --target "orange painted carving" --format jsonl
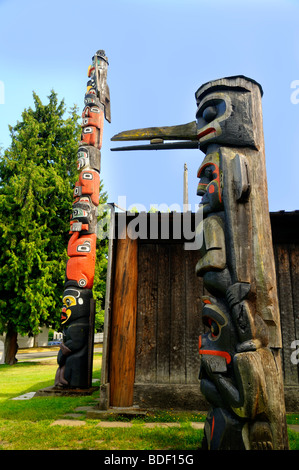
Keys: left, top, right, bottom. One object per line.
{"left": 66, "top": 232, "right": 97, "bottom": 288}
{"left": 73, "top": 170, "right": 100, "bottom": 206}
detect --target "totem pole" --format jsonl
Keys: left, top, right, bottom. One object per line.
{"left": 194, "top": 76, "right": 288, "bottom": 450}
{"left": 111, "top": 75, "right": 288, "bottom": 450}
{"left": 55, "top": 50, "right": 110, "bottom": 389}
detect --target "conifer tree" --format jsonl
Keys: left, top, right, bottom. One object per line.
{"left": 0, "top": 91, "right": 108, "bottom": 364}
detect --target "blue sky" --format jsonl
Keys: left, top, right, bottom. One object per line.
{"left": 0, "top": 0, "right": 298, "bottom": 212}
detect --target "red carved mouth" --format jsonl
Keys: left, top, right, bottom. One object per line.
{"left": 198, "top": 336, "right": 231, "bottom": 364}
{"left": 197, "top": 127, "right": 216, "bottom": 139}
{"left": 61, "top": 307, "right": 67, "bottom": 322}
{"left": 198, "top": 349, "right": 231, "bottom": 364}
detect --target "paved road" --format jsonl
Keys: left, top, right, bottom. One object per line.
{"left": 17, "top": 350, "right": 59, "bottom": 362}
{"left": 16, "top": 346, "right": 103, "bottom": 362}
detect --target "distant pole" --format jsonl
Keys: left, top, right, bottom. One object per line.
{"left": 183, "top": 163, "right": 188, "bottom": 212}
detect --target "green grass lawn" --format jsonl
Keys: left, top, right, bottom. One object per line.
{"left": 0, "top": 351, "right": 298, "bottom": 451}
{"left": 0, "top": 351, "right": 205, "bottom": 451}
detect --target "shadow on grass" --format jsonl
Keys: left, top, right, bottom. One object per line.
{"left": 0, "top": 359, "right": 94, "bottom": 422}
{"left": 1, "top": 361, "right": 43, "bottom": 369}
{"left": 0, "top": 389, "right": 97, "bottom": 422}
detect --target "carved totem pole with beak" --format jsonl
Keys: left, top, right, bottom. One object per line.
{"left": 194, "top": 76, "right": 288, "bottom": 450}
{"left": 54, "top": 50, "right": 110, "bottom": 389}
{"left": 111, "top": 75, "right": 288, "bottom": 450}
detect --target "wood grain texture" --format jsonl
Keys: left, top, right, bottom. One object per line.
{"left": 135, "top": 243, "right": 158, "bottom": 383}
{"left": 274, "top": 244, "right": 298, "bottom": 385}
{"left": 156, "top": 244, "right": 171, "bottom": 382}
{"left": 102, "top": 212, "right": 298, "bottom": 413}
{"left": 109, "top": 226, "right": 138, "bottom": 407}
{"left": 169, "top": 244, "right": 186, "bottom": 384}
{"left": 290, "top": 244, "right": 299, "bottom": 346}
{"left": 135, "top": 242, "right": 203, "bottom": 385}
{"left": 185, "top": 249, "right": 205, "bottom": 382}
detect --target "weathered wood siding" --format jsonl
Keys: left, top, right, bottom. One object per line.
{"left": 100, "top": 211, "right": 299, "bottom": 411}
{"left": 271, "top": 212, "right": 299, "bottom": 395}
{"left": 135, "top": 242, "right": 204, "bottom": 385}
{"left": 134, "top": 212, "right": 299, "bottom": 389}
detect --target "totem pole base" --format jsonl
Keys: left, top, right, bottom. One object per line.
{"left": 35, "top": 385, "right": 99, "bottom": 397}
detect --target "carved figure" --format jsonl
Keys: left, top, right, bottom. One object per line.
{"left": 65, "top": 232, "right": 97, "bottom": 289}
{"left": 55, "top": 288, "right": 92, "bottom": 388}
{"left": 110, "top": 75, "right": 288, "bottom": 450}
{"left": 55, "top": 50, "right": 110, "bottom": 389}
{"left": 195, "top": 76, "right": 288, "bottom": 450}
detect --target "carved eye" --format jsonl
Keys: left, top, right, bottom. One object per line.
{"left": 211, "top": 321, "right": 220, "bottom": 338}
{"left": 203, "top": 166, "right": 214, "bottom": 181}
{"left": 202, "top": 106, "right": 218, "bottom": 123}
{"left": 74, "top": 186, "right": 81, "bottom": 196}
{"left": 206, "top": 317, "right": 220, "bottom": 339}
{"left": 77, "top": 150, "right": 88, "bottom": 159}
{"left": 83, "top": 127, "right": 93, "bottom": 134}
{"left": 82, "top": 173, "right": 93, "bottom": 180}
{"left": 77, "top": 241, "right": 91, "bottom": 252}
{"left": 63, "top": 296, "right": 76, "bottom": 308}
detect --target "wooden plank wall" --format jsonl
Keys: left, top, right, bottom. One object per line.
{"left": 134, "top": 212, "right": 299, "bottom": 390}
{"left": 135, "top": 241, "right": 205, "bottom": 385}
{"left": 101, "top": 212, "right": 298, "bottom": 411}
{"left": 274, "top": 242, "right": 299, "bottom": 386}
{"left": 271, "top": 212, "right": 299, "bottom": 391}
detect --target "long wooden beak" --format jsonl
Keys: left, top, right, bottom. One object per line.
{"left": 111, "top": 121, "right": 198, "bottom": 151}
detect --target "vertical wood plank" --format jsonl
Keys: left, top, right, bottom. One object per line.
{"left": 290, "top": 244, "right": 299, "bottom": 384}
{"left": 109, "top": 226, "right": 138, "bottom": 406}
{"left": 274, "top": 244, "right": 297, "bottom": 385}
{"left": 185, "top": 249, "right": 204, "bottom": 383}
{"left": 135, "top": 243, "right": 158, "bottom": 382}
{"left": 156, "top": 244, "right": 171, "bottom": 383}
{"left": 100, "top": 213, "right": 115, "bottom": 387}
{"left": 169, "top": 244, "right": 186, "bottom": 383}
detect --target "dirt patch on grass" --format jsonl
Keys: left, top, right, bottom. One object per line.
{"left": 50, "top": 419, "right": 86, "bottom": 427}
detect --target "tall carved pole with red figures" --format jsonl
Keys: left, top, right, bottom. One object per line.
{"left": 111, "top": 75, "right": 289, "bottom": 449}
{"left": 55, "top": 50, "right": 111, "bottom": 389}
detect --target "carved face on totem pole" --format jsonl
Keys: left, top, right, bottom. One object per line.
{"left": 77, "top": 145, "right": 101, "bottom": 172}
{"left": 61, "top": 287, "right": 92, "bottom": 326}
{"left": 197, "top": 152, "right": 223, "bottom": 215}
{"left": 199, "top": 296, "right": 237, "bottom": 379}
{"left": 65, "top": 232, "right": 96, "bottom": 289}
{"left": 195, "top": 76, "right": 262, "bottom": 151}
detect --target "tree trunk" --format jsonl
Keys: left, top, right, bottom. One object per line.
{"left": 4, "top": 327, "right": 18, "bottom": 365}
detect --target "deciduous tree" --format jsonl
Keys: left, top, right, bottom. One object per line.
{"left": 0, "top": 91, "right": 108, "bottom": 364}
